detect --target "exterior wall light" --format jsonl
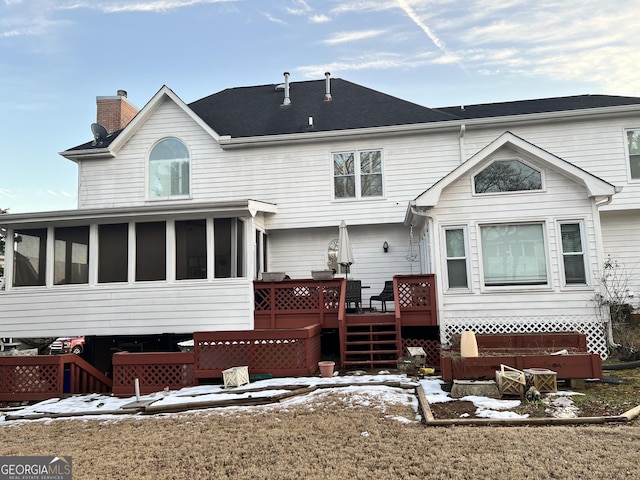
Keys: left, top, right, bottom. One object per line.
{"left": 383, "top": 241, "right": 389, "bottom": 253}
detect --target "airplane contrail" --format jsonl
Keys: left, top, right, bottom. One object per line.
{"left": 396, "top": 0, "right": 447, "bottom": 53}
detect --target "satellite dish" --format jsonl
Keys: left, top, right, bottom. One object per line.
{"left": 91, "top": 123, "right": 108, "bottom": 146}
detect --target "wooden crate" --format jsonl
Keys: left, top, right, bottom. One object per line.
{"left": 524, "top": 368, "right": 557, "bottom": 393}
{"left": 495, "top": 364, "right": 526, "bottom": 397}
{"left": 222, "top": 366, "right": 250, "bottom": 388}
{"left": 406, "top": 347, "right": 426, "bottom": 367}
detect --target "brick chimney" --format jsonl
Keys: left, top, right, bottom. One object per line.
{"left": 96, "top": 90, "right": 138, "bottom": 133}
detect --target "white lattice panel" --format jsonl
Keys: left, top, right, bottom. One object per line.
{"left": 441, "top": 315, "right": 608, "bottom": 359}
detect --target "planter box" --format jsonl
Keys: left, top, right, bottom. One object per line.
{"left": 440, "top": 353, "right": 601, "bottom": 382}
{"left": 222, "top": 366, "right": 250, "bottom": 388}
{"left": 262, "top": 272, "right": 286, "bottom": 282}
{"left": 311, "top": 270, "right": 334, "bottom": 280}
{"left": 524, "top": 368, "right": 557, "bottom": 393}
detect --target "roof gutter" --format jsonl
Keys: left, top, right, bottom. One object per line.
{"left": 0, "top": 200, "right": 278, "bottom": 228}
{"left": 60, "top": 148, "right": 115, "bottom": 162}
{"left": 217, "top": 102, "right": 640, "bottom": 150}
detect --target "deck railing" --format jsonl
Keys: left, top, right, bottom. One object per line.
{"left": 0, "top": 275, "right": 439, "bottom": 401}
{"left": 112, "top": 351, "right": 195, "bottom": 397}
{"left": 193, "top": 324, "right": 322, "bottom": 380}
{"left": 0, "top": 354, "right": 112, "bottom": 402}
{"left": 394, "top": 274, "right": 437, "bottom": 326}
{"left": 254, "top": 278, "right": 342, "bottom": 329}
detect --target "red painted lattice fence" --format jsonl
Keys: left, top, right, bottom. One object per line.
{"left": 112, "top": 351, "right": 195, "bottom": 396}
{"left": 194, "top": 324, "right": 322, "bottom": 380}
{"left": 402, "top": 338, "right": 441, "bottom": 368}
{"left": 0, "top": 354, "right": 112, "bottom": 402}
{"left": 394, "top": 274, "right": 437, "bottom": 326}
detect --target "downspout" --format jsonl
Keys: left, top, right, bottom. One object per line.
{"left": 459, "top": 124, "right": 466, "bottom": 163}
{"left": 410, "top": 205, "right": 435, "bottom": 274}
{"left": 595, "top": 185, "right": 622, "bottom": 208}
{"left": 594, "top": 187, "right": 622, "bottom": 347}
{"left": 410, "top": 204, "right": 446, "bottom": 345}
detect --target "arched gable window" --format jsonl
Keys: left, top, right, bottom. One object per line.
{"left": 474, "top": 159, "right": 542, "bottom": 194}
{"left": 149, "top": 138, "right": 190, "bottom": 198}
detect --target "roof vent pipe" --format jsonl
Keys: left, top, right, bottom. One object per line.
{"left": 324, "top": 72, "right": 332, "bottom": 101}
{"left": 282, "top": 72, "right": 291, "bottom": 106}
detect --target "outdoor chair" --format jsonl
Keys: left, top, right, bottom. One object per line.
{"left": 370, "top": 281, "right": 394, "bottom": 312}
{"left": 345, "top": 279, "right": 362, "bottom": 311}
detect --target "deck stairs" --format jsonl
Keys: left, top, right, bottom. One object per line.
{"left": 341, "top": 313, "right": 401, "bottom": 369}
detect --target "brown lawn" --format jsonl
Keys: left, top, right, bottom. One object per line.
{"left": 0, "top": 389, "right": 638, "bottom": 480}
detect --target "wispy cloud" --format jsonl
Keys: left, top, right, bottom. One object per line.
{"left": 95, "top": 0, "right": 236, "bottom": 14}
{"left": 296, "top": 52, "right": 435, "bottom": 78}
{"left": 264, "top": 12, "right": 286, "bottom": 24}
{"left": 323, "top": 29, "right": 386, "bottom": 45}
{"left": 309, "top": 13, "right": 329, "bottom": 23}
{"left": 285, "top": 0, "right": 311, "bottom": 16}
{"left": 325, "top": 0, "right": 640, "bottom": 94}
{"left": 0, "top": 0, "right": 235, "bottom": 39}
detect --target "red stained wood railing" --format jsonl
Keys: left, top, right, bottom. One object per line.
{"left": 0, "top": 354, "right": 112, "bottom": 402}
{"left": 394, "top": 274, "right": 437, "bottom": 327}
{"left": 194, "top": 324, "right": 322, "bottom": 380}
{"left": 254, "top": 278, "right": 342, "bottom": 329}
{"left": 112, "top": 351, "right": 195, "bottom": 397}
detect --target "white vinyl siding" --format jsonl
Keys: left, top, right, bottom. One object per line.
{"left": 600, "top": 211, "right": 640, "bottom": 298}
{"left": 0, "top": 281, "right": 254, "bottom": 337}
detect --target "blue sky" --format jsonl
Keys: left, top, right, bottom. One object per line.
{"left": 2, "top": 0, "right": 639, "bottom": 213}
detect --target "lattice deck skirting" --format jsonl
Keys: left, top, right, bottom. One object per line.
{"left": 441, "top": 315, "right": 609, "bottom": 359}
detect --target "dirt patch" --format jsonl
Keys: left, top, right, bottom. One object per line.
{"left": 430, "top": 366, "right": 640, "bottom": 420}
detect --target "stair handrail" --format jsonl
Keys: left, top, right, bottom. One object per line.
{"left": 392, "top": 277, "right": 403, "bottom": 357}
{"left": 338, "top": 278, "right": 347, "bottom": 366}
{"left": 62, "top": 353, "right": 113, "bottom": 394}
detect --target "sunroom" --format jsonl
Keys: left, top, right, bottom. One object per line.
{"left": 0, "top": 200, "right": 276, "bottom": 339}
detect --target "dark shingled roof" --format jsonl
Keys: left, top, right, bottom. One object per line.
{"left": 64, "top": 82, "right": 640, "bottom": 152}
{"left": 188, "top": 78, "right": 456, "bottom": 137}
{"left": 433, "top": 94, "right": 640, "bottom": 120}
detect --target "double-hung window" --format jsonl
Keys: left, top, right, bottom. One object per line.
{"left": 333, "top": 149, "right": 383, "bottom": 199}
{"left": 559, "top": 222, "right": 587, "bottom": 285}
{"left": 444, "top": 227, "right": 469, "bottom": 289}
{"left": 626, "top": 129, "right": 640, "bottom": 179}
{"left": 480, "top": 223, "right": 547, "bottom": 286}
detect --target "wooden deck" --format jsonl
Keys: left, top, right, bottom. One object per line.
{"left": 1, "top": 274, "right": 439, "bottom": 400}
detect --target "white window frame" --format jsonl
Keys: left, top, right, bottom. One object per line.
{"left": 332, "top": 149, "right": 384, "bottom": 200}
{"left": 472, "top": 158, "right": 545, "bottom": 196}
{"left": 442, "top": 226, "right": 470, "bottom": 291}
{"left": 478, "top": 221, "right": 551, "bottom": 291}
{"left": 147, "top": 137, "right": 192, "bottom": 200}
{"left": 557, "top": 220, "right": 589, "bottom": 287}
{"left": 624, "top": 128, "right": 640, "bottom": 181}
